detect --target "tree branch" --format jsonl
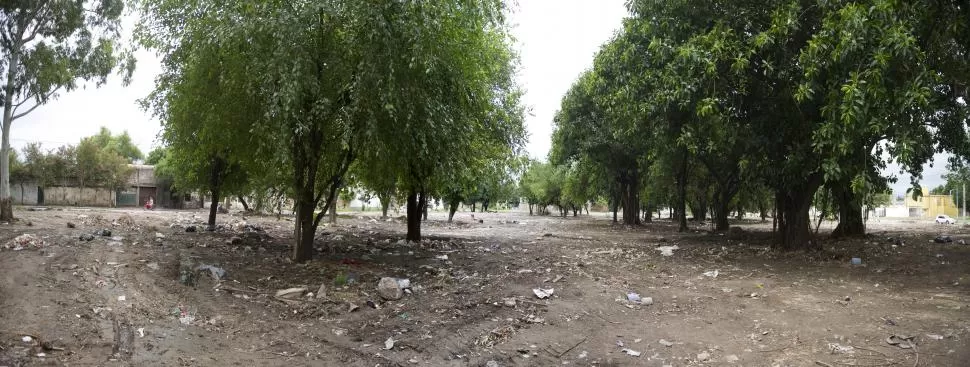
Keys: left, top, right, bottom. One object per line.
{"left": 11, "top": 87, "right": 61, "bottom": 121}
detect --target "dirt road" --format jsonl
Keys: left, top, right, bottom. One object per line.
{"left": 1, "top": 208, "right": 968, "bottom": 366}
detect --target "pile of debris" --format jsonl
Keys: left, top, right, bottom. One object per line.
{"left": 2, "top": 234, "right": 46, "bottom": 251}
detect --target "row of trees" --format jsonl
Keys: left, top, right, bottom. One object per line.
{"left": 540, "top": 0, "right": 969, "bottom": 250}
{"left": 138, "top": 0, "right": 526, "bottom": 261}
{"left": 11, "top": 127, "right": 141, "bottom": 189}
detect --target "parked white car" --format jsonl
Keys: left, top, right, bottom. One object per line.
{"left": 936, "top": 214, "right": 957, "bottom": 224}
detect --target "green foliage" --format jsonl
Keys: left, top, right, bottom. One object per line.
{"left": 88, "top": 127, "right": 144, "bottom": 163}
{"left": 139, "top": 0, "right": 524, "bottom": 257}
{"left": 15, "top": 136, "right": 131, "bottom": 190}
{"left": 145, "top": 147, "right": 166, "bottom": 165}
{"left": 1, "top": 0, "right": 135, "bottom": 218}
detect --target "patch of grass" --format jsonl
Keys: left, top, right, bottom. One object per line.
{"left": 333, "top": 273, "right": 348, "bottom": 287}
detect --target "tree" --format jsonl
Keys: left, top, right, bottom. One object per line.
{"left": 1, "top": 0, "right": 134, "bottom": 220}
{"left": 140, "top": 0, "right": 523, "bottom": 261}
{"left": 145, "top": 147, "right": 166, "bottom": 165}
{"left": 89, "top": 127, "right": 144, "bottom": 163}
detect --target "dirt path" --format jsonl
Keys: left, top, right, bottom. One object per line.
{"left": 1, "top": 208, "right": 968, "bottom": 366}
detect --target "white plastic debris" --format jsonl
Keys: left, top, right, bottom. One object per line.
{"left": 703, "top": 270, "right": 719, "bottom": 278}
{"left": 21, "top": 336, "right": 32, "bottom": 343}
{"left": 118, "top": 295, "right": 126, "bottom": 302}
{"left": 621, "top": 348, "right": 641, "bottom": 357}
{"left": 384, "top": 337, "right": 395, "bottom": 350}
{"left": 656, "top": 245, "right": 679, "bottom": 256}
{"left": 627, "top": 293, "right": 642, "bottom": 303}
{"left": 532, "top": 288, "right": 554, "bottom": 299}
{"left": 434, "top": 254, "right": 449, "bottom": 260}
{"left": 926, "top": 334, "right": 944, "bottom": 340}
{"left": 137, "top": 328, "right": 145, "bottom": 337}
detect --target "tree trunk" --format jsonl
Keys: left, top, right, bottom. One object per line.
{"left": 712, "top": 186, "right": 737, "bottom": 232}
{"left": 620, "top": 173, "right": 640, "bottom": 226}
{"left": 406, "top": 190, "right": 421, "bottom": 242}
{"left": 238, "top": 196, "right": 250, "bottom": 211}
{"left": 529, "top": 203, "right": 533, "bottom": 216}
{"left": 447, "top": 199, "right": 459, "bottom": 222}
{"left": 292, "top": 200, "right": 316, "bottom": 261}
{"left": 775, "top": 177, "right": 822, "bottom": 250}
{"left": 207, "top": 188, "right": 220, "bottom": 231}
{"left": 378, "top": 192, "right": 391, "bottom": 218}
{"left": 328, "top": 200, "right": 336, "bottom": 224}
{"left": 0, "top": 45, "right": 21, "bottom": 222}
{"left": 206, "top": 157, "right": 226, "bottom": 231}
{"left": 471, "top": 203, "right": 476, "bottom": 213}
{"left": 421, "top": 192, "right": 428, "bottom": 221}
{"left": 675, "top": 160, "right": 688, "bottom": 232}
{"left": 482, "top": 200, "right": 489, "bottom": 212}
{"left": 830, "top": 184, "right": 865, "bottom": 238}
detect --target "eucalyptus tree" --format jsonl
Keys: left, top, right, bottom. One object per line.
{"left": 1, "top": 0, "right": 134, "bottom": 220}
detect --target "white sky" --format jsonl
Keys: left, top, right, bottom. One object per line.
{"left": 8, "top": 0, "right": 946, "bottom": 195}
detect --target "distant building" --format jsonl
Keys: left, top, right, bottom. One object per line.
{"left": 904, "top": 187, "right": 958, "bottom": 218}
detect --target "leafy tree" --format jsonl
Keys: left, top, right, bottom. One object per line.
{"left": 1, "top": 0, "right": 134, "bottom": 220}
{"left": 89, "top": 127, "right": 144, "bottom": 163}
{"left": 145, "top": 147, "right": 166, "bottom": 165}
{"left": 139, "top": 0, "right": 523, "bottom": 261}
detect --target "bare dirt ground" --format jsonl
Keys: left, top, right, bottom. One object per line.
{"left": 1, "top": 207, "right": 968, "bottom": 367}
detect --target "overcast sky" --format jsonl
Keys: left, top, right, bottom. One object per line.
{"left": 9, "top": 0, "right": 946, "bottom": 195}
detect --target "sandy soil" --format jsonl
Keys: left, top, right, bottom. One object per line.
{"left": 0, "top": 207, "right": 968, "bottom": 367}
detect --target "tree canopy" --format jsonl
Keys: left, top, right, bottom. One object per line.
{"left": 138, "top": 0, "right": 525, "bottom": 261}
{"left": 546, "top": 0, "right": 970, "bottom": 249}
{"left": 1, "top": 0, "right": 134, "bottom": 220}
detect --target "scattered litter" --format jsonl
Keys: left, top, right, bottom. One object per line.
{"left": 886, "top": 334, "right": 915, "bottom": 349}
{"left": 315, "top": 284, "right": 327, "bottom": 299}
{"left": 502, "top": 297, "right": 517, "bottom": 307}
{"left": 532, "top": 288, "right": 554, "bottom": 299}
{"left": 396, "top": 278, "right": 411, "bottom": 289}
{"left": 434, "top": 254, "right": 449, "bottom": 260}
{"left": 155, "top": 232, "right": 165, "bottom": 239}
{"left": 934, "top": 236, "right": 952, "bottom": 244}
{"left": 137, "top": 328, "right": 145, "bottom": 337}
{"left": 725, "top": 354, "right": 739, "bottom": 362}
{"left": 926, "top": 334, "right": 944, "bottom": 340}
{"left": 621, "top": 348, "right": 641, "bottom": 357}
{"left": 332, "top": 328, "right": 348, "bottom": 336}
{"left": 627, "top": 293, "right": 642, "bottom": 303}
{"left": 697, "top": 351, "right": 710, "bottom": 361}
{"left": 179, "top": 315, "right": 195, "bottom": 325}
{"left": 146, "top": 262, "right": 159, "bottom": 271}
{"left": 275, "top": 288, "right": 307, "bottom": 299}
{"left": 578, "top": 351, "right": 587, "bottom": 359}
{"left": 3, "top": 234, "right": 46, "bottom": 251}
{"left": 21, "top": 336, "right": 33, "bottom": 343}
{"left": 195, "top": 264, "right": 227, "bottom": 280}
{"left": 377, "top": 277, "right": 404, "bottom": 300}
{"left": 828, "top": 343, "right": 855, "bottom": 354}
{"left": 552, "top": 275, "right": 564, "bottom": 283}
{"left": 117, "top": 295, "right": 126, "bottom": 302}
{"left": 659, "top": 339, "right": 673, "bottom": 347}
{"left": 656, "top": 245, "right": 679, "bottom": 256}
{"left": 850, "top": 258, "right": 862, "bottom": 265}
{"left": 485, "top": 361, "right": 499, "bottom": 367}
{"left": 703, "top": 270, "right": 719, "bottom": 278}
{"left": 96, "top": 229, "right": 111, "bottom": 237}
{"left": 384, "top": 337, "right": 395, "bottom": 350}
